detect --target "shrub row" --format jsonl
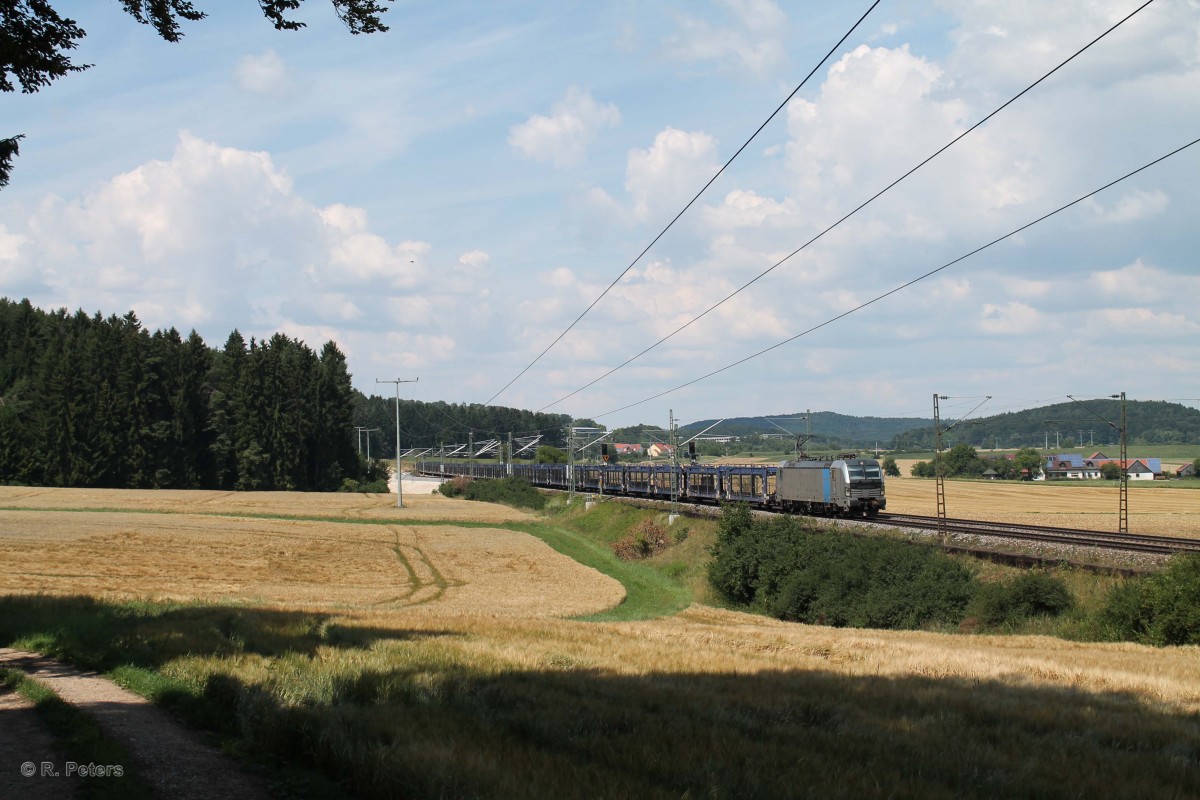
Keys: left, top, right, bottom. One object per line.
{"left": 1101, "top": 553, "right": 1200, "bottom": 646}
{"left": 438, "top": 476, "right": 546, "bottom": 510}
{"left": 707, "top": 505, "right": 1200, "bottom": 645}
{"left": 708, "top": 505, "right": 975, "bottom": 629}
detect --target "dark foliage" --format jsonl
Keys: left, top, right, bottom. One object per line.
{"left": 708, "top": 505, "right": 975, "bottom": 629}
{"left": 350, "top": 396, "right": 570, "bottom": 459}
{"left": 438, "top": 476, "right": 545, "bottom": 510}
{"left": 1102, "top": 554, "right": 1200, "bottom": 646}
{"left": 0, "top": 298, "right": 364, "bottom": 490}
{"left": 970, "top": 572, "right": 1074, "bottom": 627}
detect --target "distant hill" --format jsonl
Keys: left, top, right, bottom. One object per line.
{"left": 888, "top": 400, "right": 1200, "bottom": 451}
{"left": 679, "top": 412, "right": 932, "bottom": 449}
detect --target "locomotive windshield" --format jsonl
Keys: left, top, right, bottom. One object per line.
{"left": 848, "top": 464, "right": 882, "bottom": 481}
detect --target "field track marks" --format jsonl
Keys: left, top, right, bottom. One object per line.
{"left": 377, "top": 527, "right": 465, "bottom": 608}
{"left": 0, "top": 648, "right": 270, "bottom": 800}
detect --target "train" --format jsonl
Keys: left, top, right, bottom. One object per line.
{"left": 414, "top": 456, "right": 886, "bottom": 517}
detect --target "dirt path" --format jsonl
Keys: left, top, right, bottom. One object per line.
{"left": 0, "top": 686, "right": 79, "bottom": 799}
{"left": 0, "top": 649, "right": 271, "bottom": 800}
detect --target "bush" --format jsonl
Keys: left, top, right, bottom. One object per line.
{"left": 970, "top": 572, "right": 1074, "bottom": 627}
{"left": 440, "top": 476, "right": 546, "bottom": 510}
{"left": 1101, "top": 554, "right": 1200, "bottom": 646}
{"left": 437, "top": 476, "right": 472, "bottom": 498}
{"left": 612, "top": 520, "right": 671, "bottom": 560}
{"left": 707, "top": 505, "right": 975, "bottom": 629}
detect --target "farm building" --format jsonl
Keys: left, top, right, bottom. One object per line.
{"left": 1042, "top": 454, "right": 1162, "bottom": 480}
{"left": 1177, "top": 462, "right": 1196, "bottom": 478}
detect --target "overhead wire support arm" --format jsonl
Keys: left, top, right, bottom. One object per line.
{"left": 487, "top": 0, "right": 885, "bottom": 407}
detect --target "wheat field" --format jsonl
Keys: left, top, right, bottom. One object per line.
{"left": 885, "top": 468, "right": 1200, "bottom": 536}
{"left": 0, "top": 487, "right": 623, "bottom": 617}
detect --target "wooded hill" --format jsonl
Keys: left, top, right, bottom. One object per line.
{"left": 680, "top": 412, "right": 933, "bottom": 450}
{"left": 888, "top": 400, "right": 1200, "bottom": 451}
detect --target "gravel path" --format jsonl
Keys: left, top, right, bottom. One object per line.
{"left": 0, "top": 649, "right": 271, "bottom": 800}
{"left": 0, "top": 686, "right": 79, "bottom": 799}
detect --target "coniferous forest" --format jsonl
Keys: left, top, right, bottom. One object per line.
{"left": 0, "top": 298, "right": 362, "bottom": 490}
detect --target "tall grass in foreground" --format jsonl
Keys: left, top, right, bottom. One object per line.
{"left": 1, "top": 595, "right": 1198, "bottom": 800}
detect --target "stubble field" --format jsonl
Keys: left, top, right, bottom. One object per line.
{"left": 0, "top": 487, "right": 623, "bottom": 617}
{"left": 2, "top": 484, "right": 1198, "bottom": 798}
{"left": 887, "top": 463, "right": 1200, "bottom": 536}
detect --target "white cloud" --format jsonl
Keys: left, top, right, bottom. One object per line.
{"left": 786, "top": 45, "right": 969, "bottom": 194}
{"left": 458, "top": 249, "right": 490, "bottom": 268}
{"left": 625, "top": 128, "right": 719, "bottom": 221}
{"left": 3, "top": 133, "right": 439, "bottom": 346}
{"left": 703, "top": 189, "right": 791, "bottom": 229}
{"left": 508, "top": 87, "right": 620, "bottom": 167}
{"left": 235, "top": 50, "right": 291, "bottom": 95}
{"left": 663, "top": 0, "right": 787, "bottom": 76}
{"left": 1088, "top": 307, "right": 1200, "bottom": 335}
{"left": 1090, "top": 259, "right": 1199, "bottom": 304}
{"left": 979, "top": 301, "right": 1042, "bottom": 334}
{"left": 1084, "top": 189, "right": 1169, "bottom": 224}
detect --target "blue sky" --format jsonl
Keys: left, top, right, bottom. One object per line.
{"left": 3, "top": 0, "right": 1198, "bottom": 430}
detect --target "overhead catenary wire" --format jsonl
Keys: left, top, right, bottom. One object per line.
{"left": 538, "top": 0, "right": 1156, "bottom": 414}
{"left": 587, "top": 135, "right": 1200, "bottom": 420}
{"left": 482, "top": 0, "right": 884, "bottom": 407}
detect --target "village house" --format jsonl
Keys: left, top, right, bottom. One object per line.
{"left": 646, "top": 443, "right": 676, "bottom": 459}
{"left": 1042, "top": 454, "right": 1162, "bottom": 480}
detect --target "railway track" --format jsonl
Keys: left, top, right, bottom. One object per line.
{"left": 875, "top": 513, "right": 1200, "bottom": 555}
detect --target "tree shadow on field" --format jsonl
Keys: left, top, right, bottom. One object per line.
{"left": 2, "top": 594, "right": 1199, "bottom": 800}
{"left": 0, "top": 594, "right": 458, "bottom": 671}
{"left": 189, "top": 660, "right": 1200, "bottom": 800}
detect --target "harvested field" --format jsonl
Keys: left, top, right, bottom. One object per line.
{"left": 340, "top": 603, "right": 1200, "bottom": 714}
{"left": 0, "top": 485, "right": 533, "bottom": 524}
{"left": 0, "top": 489, "right": 623, "bottom": 617}
{"left": 884, "top": 475, "right": 1200, "bottom": 537}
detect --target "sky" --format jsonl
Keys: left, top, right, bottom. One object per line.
{"left": 3, "top": 0, "right": 1199, "bottom": 433}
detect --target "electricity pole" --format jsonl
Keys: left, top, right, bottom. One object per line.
{"left": 376, "top": 377, "right": 418, "bottom": 508}
{"left": 360, "top": 427, "right": 380, "bottom": 460}
{"left": 933, "top": 394, "right": 947, "bottom": 540}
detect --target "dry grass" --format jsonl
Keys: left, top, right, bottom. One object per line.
{"left": 0, "top": 485, "right": 533, "bottom": 524}
{"left": 0, "top": 489, "right": 622, "bottom": 618}
{"left": 885, "top": 474, "right": 1200, "bottom": 536}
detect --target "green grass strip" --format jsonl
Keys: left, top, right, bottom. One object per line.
{"left": 508, "top": 522, "right": 691, "bottom": 621}
{"left": 1, "top": 668, "right": 154, "bottom": 800}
